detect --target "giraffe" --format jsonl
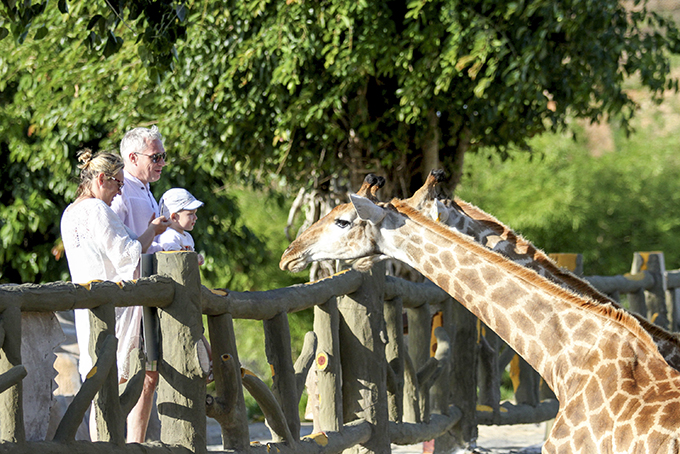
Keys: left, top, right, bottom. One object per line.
{"left": 403, "top": 170, "right": 680, "bottom": 373}
{"left": 280, "top": 188, "right": 680, "bottom": 453}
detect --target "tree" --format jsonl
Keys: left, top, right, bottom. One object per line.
{"left": 2, "top": 0, "right": 680, "bottom": 284}
{"left": 0, "top": 1, "right": 274, "bottom": 286}
{"left": 0, "top": 0, "right": 187, "bottom": 80}
{"left": 172, "top": 0, "right": 680, "bottom": 197}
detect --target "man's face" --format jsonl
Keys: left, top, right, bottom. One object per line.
{"left": 127, "top": 139, "right": 167, "bottom": 184}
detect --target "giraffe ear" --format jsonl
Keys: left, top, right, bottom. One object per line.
{"left": 350, "top": 194, "right": 386, "bottom": 224}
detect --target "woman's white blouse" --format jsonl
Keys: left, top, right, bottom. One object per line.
{"left": 61, "top": 198, "right": 142, "bottom": 379}
{"left": 61, "top": 198, "right": 141, "bottom": 282}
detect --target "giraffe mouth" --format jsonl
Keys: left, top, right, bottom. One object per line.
{"left": 279, "top": 253, "right": 309, "bottom": 273}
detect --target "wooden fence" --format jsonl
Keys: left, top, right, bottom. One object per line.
{"left": 0, "top": 250, "right": 675, "bottom": 453}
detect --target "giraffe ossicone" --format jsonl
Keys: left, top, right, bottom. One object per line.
{"left": 280, "top": 185, "right": 680, "bottom": 454}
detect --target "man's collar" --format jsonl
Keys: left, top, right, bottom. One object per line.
{"left": 123, "top": 170, "right": 150, "bottom": 190}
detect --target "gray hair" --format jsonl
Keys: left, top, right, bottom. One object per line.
{"left": 119, "top": 125, "right": 164, "bottom": 161}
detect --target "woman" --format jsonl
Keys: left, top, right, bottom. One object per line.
{"left": 60, "top": 149, "right": 170, "bottom": 437}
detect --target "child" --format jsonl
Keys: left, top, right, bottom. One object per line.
{"left": 157, "top": 187, "right": 205, "bottom": 265}
{"left": 158, "top": 187, "right": 212, "bottom": 379}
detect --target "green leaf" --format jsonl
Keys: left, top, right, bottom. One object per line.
{"left": 34, "top": 25, "right": 48, "bottom": 40}
{"left": 58, "top": 0, "right": 68, "bottom": 14}
{"left": 86, "top": 14, "right": 102, "bottom": 31}
{"left": 103, "top": 31, "right": 120, "bottom": 57}
{"left": 0, "top": 27, "right": 9, "bottom": 41}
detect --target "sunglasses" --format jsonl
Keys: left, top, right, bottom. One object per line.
{"left": 134, "top": 151, "right": 167, "bottom": 163}
{"left": 109, "top": 176, "right": 124, "bottom": 190}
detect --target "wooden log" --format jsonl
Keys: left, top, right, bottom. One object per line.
{"left": 448, "top": 300, "right": 478, "bottom": 446}
{"left": 89, "top": 303, "right": 124, "bottom": 444}
{"left": 201, "top": 270, "right": 364, "bottom": 319}
{"left": 429, "top": 300, "right": 459, "bottom": 453}
{"left": 0, "top": 441, "right": 195, "bottom": 454}
{"left": 383, "top": 297, "right": 405, "bottom": 423}
{"left": 401, "top": 350, "right": 420, "bottom": 424}
{"left": 247, "top": 419, "right": 373, "bottom": 454}
{"left": 0, "top": 367, "right": 26, "bottom": 396}
{"left": 293, "top": 331, "right": 317, "bottom": 403}
{"left": 206, "top": 313, "right": 250, "bottom": 451}
{"left": 667, "top": 270, "right": 680, "bottom": 289}
{"left": 631, "top": 252, "right": 668, "bottom": 328}
{"left": 406, "top": 302, "right": 431, "bottom": 423}
{"left": 337, "top": 262, "right": 390, "bottom": 454}
{"left": 0, "top": 306, "right": 24, "bottom": 443}
{"left": 118, "top": 349, "right": 145, "bottom": 417}
{"left": 241, "top": 369, "right": 295, "bottom": 445}
{"left": 389, "top": 409, "right": 462, "bottom": 445}
{"left": 476, "top": 399, "right": 559, "bottom": 426}
{"left": 263, "top": 312, "right": 300, "bottom": 440}
{"left": 384, "top": 277, "right": 449, "bottom": 308}
{"left": 514, "top": 356, "right": 541, "bottom": 407}
{"left": 585, "top": 272, "right": 653, "bottom": 295}
{"left": 313, "top": 297, "right": 342, "bottom": 433}
{"left": 477, "top": 326, "right": 500, "bottom": 412}
{"left": 668, "top": 287, "right": 680, "bottom": 333}
{"left": 0, "top": 278, "right": 174, "bottom": 313}
{"left": 156, "top": 252, "right": 206, "bottom": 454}
{"left": 52, "top": 335, "right": 117, "bottom": 443}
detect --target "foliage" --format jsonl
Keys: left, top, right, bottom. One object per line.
{"left": 0, "top": 0, "right": 187, "bottom": 79}
{"left": 457, "top": 84, "right": 680, "bottom": 276}
{"left": 0, "top": 1, "right": 290, "bottom": 289}
{"left": 170, "top": 0, "right": 680, "bottom": 197}
{"left": 2, "top": 0, "right": 680, "bottom": 286}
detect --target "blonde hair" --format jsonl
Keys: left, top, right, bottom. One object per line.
{"left": 75, "top": 149, "right": 124, "bottom": 198}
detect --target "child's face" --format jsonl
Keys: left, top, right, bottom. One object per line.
{"left": 172, "top": 209, "right": 198, "bottom": 232}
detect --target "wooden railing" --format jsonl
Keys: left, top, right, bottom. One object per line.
{"left": 3, "top": 249, "right": 673, "bottom": 453}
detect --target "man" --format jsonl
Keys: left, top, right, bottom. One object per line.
{"left": 111, "top": 125, "right": 167, "bottom": 443}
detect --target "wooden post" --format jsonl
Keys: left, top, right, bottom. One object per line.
{"left": 263, "top": 312, "right": 301, "bottom": 440}
{"left": 430, "top": 298, "right": 457, "bottom": 453}
{"left": 477, "top": 324, "right": 501, "bottom": 413}
{"left": 0, "top": 305, "right": 24, "bottom": 443}
{"left": 548, "top": 253, "right": 584, "bottom": 276}
{"left": 156, "top": 251, "right": 207, "bottom": 453}
{"left": 406, "top": 302, "right": 431, "bottom": 422}
{"left": 89, "top": 302, "right": 125, "bottom": 444}
{"left": 383, "top": 296, "right": 404, "bottom": 423}
{"left": 206, "top": 312, "right": 250, "bottom": 451}
{"left": 631, "top": 252, "right": 668, "bottom": 329}
{"left": 337, "top": 262, "right": 390, "bottom": 454}
{"left": 448, "top": 300, "right": 477, "bottom": 445}
{"left": 314, "top": 296, "right": 342, "bottom": 432}
{"left": 669, "top": 288, "right": 680, "bottom": 333}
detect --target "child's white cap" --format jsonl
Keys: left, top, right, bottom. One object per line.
{"left": 159, "top": 188, "right": 204, "bottom": 218}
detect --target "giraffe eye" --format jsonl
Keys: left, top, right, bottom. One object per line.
{"left": 334, "top": 219, "right": 352, "bottom": 228}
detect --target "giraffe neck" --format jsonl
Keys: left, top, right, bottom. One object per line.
{"left": 433, "top": 196, "right": 680, "bottom": 372}
{"left": 380, "top": 201, "right": 663, "bottom": 400}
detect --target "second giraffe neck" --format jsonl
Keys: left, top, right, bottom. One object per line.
{"left": 383, "top": 201, "right": 662, "bottom": 399}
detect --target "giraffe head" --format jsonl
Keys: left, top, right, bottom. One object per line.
{"left": 280, "top": 174, "right": 391, "bottom": 273}
{"left": 402, "top": 169, "right": 451, "bottom": 224}
{"left": 402, "top": 169, "right": 446, "bottom": 210}
{"left": 280, "top": 193, "right": 396, "bottom": 273}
